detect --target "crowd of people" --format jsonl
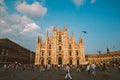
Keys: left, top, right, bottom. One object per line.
{"left": 0, "top": 62, "right": 120, "bottom": 80}
{"left": 36, "top": 62, "right": 120, "bottom": 80}
{"left": 0, "top": 62, "right": 35, "bottom": 72}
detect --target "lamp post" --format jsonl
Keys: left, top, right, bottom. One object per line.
{"left": 97, "top": 50, "right": 102, "bottom": 64}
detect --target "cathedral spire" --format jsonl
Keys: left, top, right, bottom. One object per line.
{"left": 46, "top": 30, "right": 48, "bottom": 38}
{"left": 37, "top": 35, "right": 42, "bottom": 43}
{"left": 53, "top": 26, "right": 57, "bottom": 31}
{"left": 72, "top": 32, "right": 75, "bottom": 42}
{"left": 72, "top": 32, "right": 74, "bottom": 38}
{"left": 64, "top": 25, "right": 68, "bottom": 32}
{"left": 79, "top": 36, "right": 83, "bottom": 43}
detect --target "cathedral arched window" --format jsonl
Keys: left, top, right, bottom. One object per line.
{"left": 48, "top": 60, "right": 51, "bottom": 64}
{"left": 49, "top": 52, "right": 51, "bottom": 56}
{"left": 69, "top": 51, "right": 72, "bottom": 56}
{"left": 49, "top": 45, "right": 51, "bottom": 49}
{"left": 69, "top": 60, "right": 72, "bottom": 65}
{"left": 76, "top": 51, "right": 79, "bottom": 56}
{"left": 58, "top": 35, "right": 62, "bottom": 42}
{"left": 41, "top": 60, "right": 44, "bottom": 65}
{"left": 69, "top": 45, "right": 71, "bottom": 49}
{"left": 77, "top": 60, "right": 79, "bottom": 65}
{"left": 59, "top": 46, "right": 62, "bottom": 51}
{"left": 42, "top": 52, "right": 44, "bottom": 56}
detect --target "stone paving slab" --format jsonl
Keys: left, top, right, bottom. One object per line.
{"left": 0, "top": 69, "right": 120, "bottom": 80}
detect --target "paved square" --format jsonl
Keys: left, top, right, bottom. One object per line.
{"left": 0, "top": 67, "right": 120, "bottom": 80}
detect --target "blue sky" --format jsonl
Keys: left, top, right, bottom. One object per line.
{"left": 0, "top": 0, "right": 120, "bottom": 54}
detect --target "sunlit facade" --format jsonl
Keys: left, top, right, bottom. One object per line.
{"left": 35, "top": 27, "right": 86, "bottom": 65}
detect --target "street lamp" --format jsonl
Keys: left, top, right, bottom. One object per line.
{"left": 97, "top": 50, "right": 102, "bottom": 54}
{"left": 97, "top": 50, "right": 102, "bottom": 64}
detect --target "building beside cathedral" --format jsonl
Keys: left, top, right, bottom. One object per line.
{"left": 0, "top": 38, "right": 35, "bottom": 64}
{"left": 85, "top": 51, "right": 120, "bottom": 65}
{"left": 35, "top": 27, "right": 86, "bottom": 65}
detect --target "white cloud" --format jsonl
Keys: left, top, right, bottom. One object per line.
{"left": 16, "top": 2, "right": 47, "bottom": 18}
{"left": 0, "top": 10, "right": 41, "bottom": 51}
{"left": 0, "top": 0, "right": 6, "bottom": 10}
{"left": 0, "top": 19, "right": 7, "bottom": 25}
{"left": 72, "top": 0, "right": 84, "bottom": 7}
{"left": 2, "top": 29, "right": 12, "bottom": 33}
{"left": 0, "top": 14, "right": 41, "bottom": 36}
{"left": 90, "top": 0, "right": 96, "bottom": 4}
{"left": 21, "top": 23, "right": 40, "bottom": 34}
{"left": 0, "top": 0, "right": 45, "bottom": 51}
{"left": 0, "top": 3, "right": 40, "bottom": 36}
{"left": 0, "top": 7, "right": 5, "bottom": 13}
{"left": 0, "top": 0, "right": 4, "bottom": 4}
{"left": 72, "top": 0, "right": 96, "bottom": 8}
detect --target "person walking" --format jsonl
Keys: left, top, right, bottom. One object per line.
{"left": 65, "top": 64, "right": 72, "bottom": 80}
{"left": 91, "top": 63, "right": 96, "bottom": 76}
{"left": 102, "top": 63, "right": 108, "bottom": 77}
{"left": 3, "top": 64, "right": 7, "bottom": 72}
{"left": 86, "top": 63, "right": 91, "bottom": 75}
{"left": 76, "top": 65, "right": 81, "bottom": 72}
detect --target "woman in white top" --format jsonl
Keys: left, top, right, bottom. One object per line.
{"left": 65, "top": 64, "right": 72, "bottom": 80}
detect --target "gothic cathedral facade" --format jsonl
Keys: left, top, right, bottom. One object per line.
{"left": 35, "top": 27, "right": 86, "bottom": 65}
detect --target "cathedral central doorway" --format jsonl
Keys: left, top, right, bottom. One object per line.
{"left": 58, "top": 57, "right": 62, "bottom": 65}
